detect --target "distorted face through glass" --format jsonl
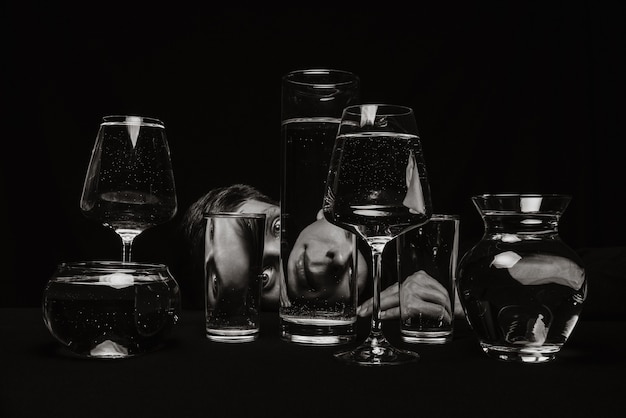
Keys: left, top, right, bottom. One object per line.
{"left": 204, "top": 213, "right": 265, "bottom": 317}
{"left": 237, "top": 200, "right": 282, "bottom": 309}
{"left": 184, "top": 185, "right": 368, "bottom": 312}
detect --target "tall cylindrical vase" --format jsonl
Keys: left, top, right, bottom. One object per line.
{"left": 279, "top": 69, "right": 361, "bottom": 345}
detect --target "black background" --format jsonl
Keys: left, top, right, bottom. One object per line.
{"left": 2, "top": 2, "right": 624, "bottom": 308}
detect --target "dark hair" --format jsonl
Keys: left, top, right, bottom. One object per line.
{"left": 180, "top": 184, "right": 277, "bottom": 258}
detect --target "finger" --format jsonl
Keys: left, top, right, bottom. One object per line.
{"left": 402, "top": 271, "right": 452, "bottom": 317}
{"left": 357, "top": 282, "right": 399, "bottom": 317}
{"left": 380, "top": 281, "right": 399, "bottom": 296}
{"left": 415, "top": 286, "right": 452, "bottom": 318}
{"left": 379, "top": 284, "right": 400, "bottom": 311}
{"left": 406, "top": 270, "right": 450, "bottom": 296}
{"left": 413, "top": 301, "right": 452, "bottom": 324}
{"left": 357, "top": 297, "right": 372, "bottom": 317}
{"left": 380, "top": 306, "right": 400, "bottom": 320}
{"left": 402, "top": 298, "right": 452, "bottom": 324}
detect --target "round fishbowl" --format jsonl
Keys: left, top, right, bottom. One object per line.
{"left": 43, "top": 261, "right": 181, "bottom": 359}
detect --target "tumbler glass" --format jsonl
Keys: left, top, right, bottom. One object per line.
{"left": 204, "top": 212, "right": 266, "bottom": 343}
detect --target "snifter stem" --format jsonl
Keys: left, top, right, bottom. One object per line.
{"left": 118, "top": 231, "right": 138, "bottom": 263}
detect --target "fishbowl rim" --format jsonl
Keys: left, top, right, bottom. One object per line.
{"left": 55, "top": 261, "right": 170, "bottom": 274}
{"left": 472, "top": 193, "right": 572, "bottom": 200}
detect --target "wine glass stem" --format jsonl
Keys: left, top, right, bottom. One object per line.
{"left": 121, "top": 236, "right": 134, "bottom": 263}
{"left": 369, "top": 241, "right": 387, "bottom": 336}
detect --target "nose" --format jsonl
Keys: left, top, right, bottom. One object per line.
{"left": 303, "top": 238, "right": 353, "bottom": 278}
{"left": 264, "top": 234, "right": 280, "bottom": 257}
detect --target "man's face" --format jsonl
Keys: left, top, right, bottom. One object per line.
{"left": 238, "top": 200, "right": 282, "bottom": 310}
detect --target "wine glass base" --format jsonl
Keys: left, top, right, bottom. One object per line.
{"left": 334, "top": 341, "right": 420, "bottom": 366}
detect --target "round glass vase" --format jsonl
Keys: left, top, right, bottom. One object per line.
{"left": 457, "top": 194, "right": 586, "bottom": 363}
{"left": 43, "top": 261, "right": 181, "bottom": 359}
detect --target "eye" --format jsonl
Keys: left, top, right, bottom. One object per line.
{"left": 270, "top": 217, "right": 281, "bottom": 238}
{"left": 261, "top": 268, "right": 273, "bottom": 287}
{"left": 210, "top": 272, "right": 219, "bottom": 295}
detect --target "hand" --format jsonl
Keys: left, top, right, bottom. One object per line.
{"left": 491, "top": 252, "right": 585, "bottom": 290}
{"left": 357, "top": 270, "right": 457, "bottom": 323}
{"left": 286, "top": 216, "right": 368, "bottom": 301}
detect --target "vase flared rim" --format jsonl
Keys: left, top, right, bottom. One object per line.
{"left": 472, "top": 193, "right": 571, "bottom": 199}
{"left": 471, "top": 193, "right": 571, "bottom": 214}
{"left": 58, "top": 261, "right": 169, "bottom": 273}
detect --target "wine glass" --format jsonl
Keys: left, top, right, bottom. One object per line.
{"left": 323, "top": 104, "right": 433, "bottom": 366}
{"left": 80, "top": 115, "right": 177, "bottom": 262}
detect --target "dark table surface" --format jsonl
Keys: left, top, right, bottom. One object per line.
{"left": 1, "top": 308, "right": 623, "bottom": 418}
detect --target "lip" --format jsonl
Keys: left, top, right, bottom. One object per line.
{"left": 296, "top": 251, "right": 353, "bottom": 292}
{"left": 297, "top": 252, "right": 323, "bottom": 291}
{"left": 295, "top": 253, "right": 308, "bottom": 289}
